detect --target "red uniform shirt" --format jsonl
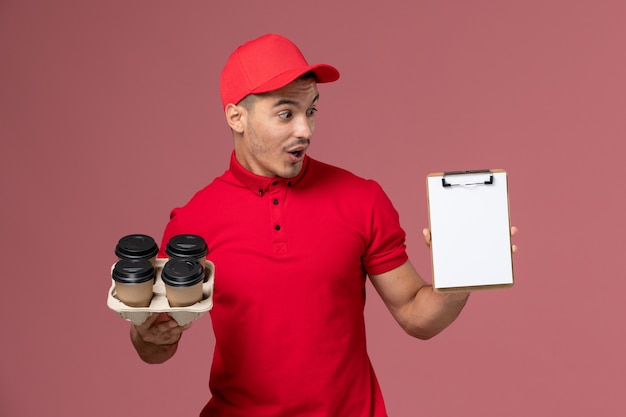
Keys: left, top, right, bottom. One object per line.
{"left": 160, "top": 152, "right": 408, "bottom": 417}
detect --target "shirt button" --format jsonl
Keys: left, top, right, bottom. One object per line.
{"left": 274, "top": 225, "right": 281, "bottom": 231}
{"left": 272, "top": 181, "right": 278, "bottom": 186}
{"left": 258, "top": 189, "right": 264, "bottom": 195}
{"left": 273, "top": 199, "right": 279, "bottom": 205}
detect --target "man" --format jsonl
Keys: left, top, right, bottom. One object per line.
{"left": 130, "top": 33, "right": 507, "bottom": 416}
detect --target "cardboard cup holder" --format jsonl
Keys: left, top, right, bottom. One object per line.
{"left": 107, "top": 258, "right": 214, "bottom": 326}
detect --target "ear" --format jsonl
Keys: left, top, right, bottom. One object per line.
{"left": 225, "top": 103, "right": 245, "bottom": 133}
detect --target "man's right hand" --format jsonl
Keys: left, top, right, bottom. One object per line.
{"left": 130, "top": 312, "right": 191, "bottom": 364}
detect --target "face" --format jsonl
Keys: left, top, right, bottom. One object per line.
{"left": 233, "top": 78, "right": 319, "bottom": 178}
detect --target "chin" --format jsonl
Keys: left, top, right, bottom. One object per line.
{"left": 280, "top": 164, "right": 302, "bottom": 179}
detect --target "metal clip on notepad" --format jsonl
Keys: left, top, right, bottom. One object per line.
{"left": 441, "top": 169, "right": 494, "bottom": 187}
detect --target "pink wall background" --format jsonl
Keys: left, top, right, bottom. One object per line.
{"left": 1, "top": 1, "right": 625, "bottom": 416}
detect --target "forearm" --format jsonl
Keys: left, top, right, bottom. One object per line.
{"left": 370, "top": 261, "right": 470, "bottom": 340}
{"left": 404, "top": 285, "right": 469, "bottom": 340}
{"left": 130, "top": 325, "right": 179, "bottom": 364}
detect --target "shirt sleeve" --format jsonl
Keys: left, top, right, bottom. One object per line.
{"left": 362, "top": 180, "right": 409, "bottom": 276}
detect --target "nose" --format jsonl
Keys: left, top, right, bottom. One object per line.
{"left": 294, "top": 113, "right": 314, "bottom": 140}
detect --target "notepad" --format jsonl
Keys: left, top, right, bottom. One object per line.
{"left": 426, "top": 169, "right": 514, "bottom": 291}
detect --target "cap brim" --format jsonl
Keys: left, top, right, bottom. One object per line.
{"left": 250, "top": 63, "right": 340, "bottom": 95}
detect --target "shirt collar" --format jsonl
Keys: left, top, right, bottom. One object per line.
{"left": 229, "top": 151, "right": 309, "bottom": 195}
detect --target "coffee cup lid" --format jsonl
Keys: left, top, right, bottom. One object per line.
{"left": 112, "top": 258, "right": 155, "bottom": 284}
{"left": 165, "top": 234, "right": 208, "bottom": 259}
{"left": 115, "top": 234, "right": 159, "bottom": 259}
{"left": 161, "top": 258, "right": 205, "bottom": 287}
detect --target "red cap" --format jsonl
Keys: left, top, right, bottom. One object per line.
{"left": 220, "top": 34, "right": 340, "bottom": 109}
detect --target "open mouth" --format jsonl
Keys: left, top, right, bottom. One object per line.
{"left": 286, "top": 142, "right": 308, "bottom": 161}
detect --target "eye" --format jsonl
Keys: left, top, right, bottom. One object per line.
{"left": 278, "top": 111, "right": 293, "bottom": 119}
{"left": 306, "top": 107, "right": 317, "bottom": 117}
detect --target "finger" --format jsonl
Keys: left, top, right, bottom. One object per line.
{"left": 134, "top": 313, "right": 159, "bottom": 332}
{"left": 159, "top": 318, "right": 181, "bottom": 333}
{"left": 512, "top": 244, "right": 518, "bottom": 254}
{"left": 151, "top": 330, "right": 181, "bottom": 345}
{"left": 141, "top": 319, "right": 179, "bottom": 344}
{"left": 511, "top": 226, "right": 518, "bottom": 236}
{"left": 422, "top": 228, "right": 431, "bottom": 246}
{"left": 165, "top": 319, "right": 193, "bottom": 335}
{"left": 153, "top": 312, "right": 179, "bottom": 325}
{"left": 160, "top": 321, "right": 193, "bottom": 344}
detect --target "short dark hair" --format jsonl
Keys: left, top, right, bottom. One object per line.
{"left": 298, "top": 71, "right": 317, "bottom": 82}
{"left": 237, "top": 72, "right": 317, "bottom": 110}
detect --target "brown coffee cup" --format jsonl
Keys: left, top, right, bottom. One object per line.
{"left": 115, "top": 234, "right": 159, "bottom": 267}
{"left": 165, "top": 234, "right": 208, "bottom": 268}
{"left": 112, "top": 258, "right": 155, "bottom": 307}
{"left": 161, "top": 258, "right": 205, "bottom": 307}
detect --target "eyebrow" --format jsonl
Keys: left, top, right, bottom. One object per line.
{"left": 272, "top": 93, "right": 320, "bottom": 108}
